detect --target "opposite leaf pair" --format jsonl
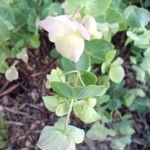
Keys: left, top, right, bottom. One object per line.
{"left": 43, "top": 95, "right": 100, "bottom": 124}
{"left": 37, "top": 121, "right": 85, "bottom": 150}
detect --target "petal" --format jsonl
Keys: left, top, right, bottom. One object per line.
{"left": 82, "top": 16, "right": 98, "bottom": 35}
{"left": 55, "top": 32, "right": 84, "bottom": 63}
{"left": 77, "top": 23, "right": 91, "bottom": 40}
{"left": 38, "top": 15, "right": 78, "bottom": 42}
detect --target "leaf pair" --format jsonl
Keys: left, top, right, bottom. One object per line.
{"left": 37, "top": 122, "right": 85, "bottom": 150}
{"left": 73, "top": 98, "right": 100, "bottom": 123}
{"left": 101, "top": 50, "right": 125, "bottom": 83}
{"left": 43, "top": 95, "right": 70, "bottom": 117}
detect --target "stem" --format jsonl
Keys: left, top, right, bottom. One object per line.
{"left": 139, "top": 0, "right": 144, "bottom": 8}
{"left": 78, "top": 72, "right": 86, "bottom": 86}
{"left": 64, "top": 99, "right": 75, "bottom": 131}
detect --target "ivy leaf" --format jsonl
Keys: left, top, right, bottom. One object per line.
{"left": 51, "top": 82, "right": 74, "bottom": 99}
{"left": 86, "top": 122, "right": 116, "bottom": 140}
{"left": 109, "top": 66, "right": 125, "bottom": 83}
{"left": 124, "top": 5, "right": 150, "bottom": 28}
{"left": 37, "top": 124, "right": 85, "bottom": 150}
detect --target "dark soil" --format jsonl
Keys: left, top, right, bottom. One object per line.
{"left": 0, "top": 32, "right": 150, "bottom": 150}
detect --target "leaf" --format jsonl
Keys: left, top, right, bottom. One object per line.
{"left": 112, "top": 57, "right": 124, "bottom": 66}
{"left": 86, "top": 122, "right": 116, "bottom": 140}
{"left": 16, "top": 48, "right": 28, "bottom": 63}
{"left": 73, "top": 98, "right": 100, "bottom": 123}
{"left": 43, "top": 95, "right": 71, "bottom": 117}
{"left": 84, "top": 0, "right": 112, "bottom": 16}
{"left": 140, "top": 57, "right": 150, "bottom": 75}
{"left": 37, "top": 124, "right": 85, "bottom": 150}
{"left": 105, "top": 50, "right": 116, "bottom": 63}
{"left": 46, "top": 67, "right": 66, "bottom": 88}
{"left": 80, "top": 71, "right": 97, "bottom": 86}
{"left": 132, "top": 65, "right": 145, "bottom": 83}
{"left": 65, "top": 125, "right": 85, "bottom": 144}
{"left": 106, "top": 8, "right": 127, "bottom": 31}
{"left": 56, "top": 102, "right": 70, "bottom": 117}
{"left": 85, "top": 39, "right": 113, "bottom": 64}
{"left": 111, "top": 136, "right": 132, "bottom": 150}
{"left": 0, "top": 5, "right": 15, "bottom": 24}
{"left": 75, "top": 85, "right": 107, "bottom": 99}
{"left": 101, "top": 62, "right": 110, "bottom": 74}
{"left": 124, "top": 94, "right": 135, "bottom": 107}
{"left": 109, "top": 66, "right": 125, "bottom": 83}
{"left": 5, "top": 64, "right": 19, "bottom": 82}
{"left": 0, "top": 53, "right": 9, "bottom": 74}
{"left": 74, "top": 101, "right": 100, "bottom": 123}
{"left": 43, "top": 95, "right": 60, "bottom": 112}
{"left": 51, "top": 82, "right": 74, "bottom": 98}
{"left": 113, "top": 119, "right": 134, "bottom": 136}
{"left": 61, "top": 52, "right": 91, "bottom": 71}
{"left": 0, "top": 18, "right": 10, "bottom": 43}
{"left": 37, "top": 126, "right": 75, "bottom": 150}
{"left": 65, "top": 0, "right": 111, "bottom": 16}
{"left": 42, "top": 3, "right": 62, "bottom": 17}
{"left": 124, "top": 5, "right": 150, "bottom": 28}
{"left": 130, "top": 98, "right": 150, "bottom": 113}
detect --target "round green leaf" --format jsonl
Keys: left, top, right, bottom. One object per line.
{"left": 80, "top": 71, "right": 97, "bottom": 86}
{"left": 109, "top": 66, "right": 125, "bottom": 83}
{"left": 124, "top": 5, "right": 150, "bottom": 28}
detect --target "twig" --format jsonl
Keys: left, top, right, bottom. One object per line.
{"left": 6, "top": 121, "right": 24, "bottom": 126}
{"left": 0, "top": 81, "right": 9, "bottom": 92}
{"left": 3, "top": 107, "right": 32, "bottom": 118}
{"left": 0, "top": 83, "right": 21, "bottom": 97}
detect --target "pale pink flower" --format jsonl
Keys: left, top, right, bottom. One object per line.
{"left": 38, "top": 15, "right": 90, "bottom": 62}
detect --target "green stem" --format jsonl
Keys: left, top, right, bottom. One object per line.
{"left": 64, "top": 99, "right": 75, "bottom": 131}
{"left": 139, "top": 0, "right": 144, "bottom": 8}
{"left": 78, "top": 72, "right": 86, "bottom": 86}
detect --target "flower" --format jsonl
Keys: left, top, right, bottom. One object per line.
{"left": 82, "top": 16, "right": 102, "bottom": 39}
{"left": 38, "top": 15, "right": 101, "bottom": 62}
{"left": 39, "top": 15, "right": 90, "bottom": 62}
